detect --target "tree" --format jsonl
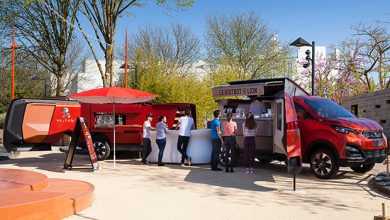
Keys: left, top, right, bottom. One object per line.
{"left": 0, "top": 0, "right": 82, "bottom": 96}
{"left": 118, "top": 23, "right": 200, "bottom": 83}
{"left": 205, "top": 12, "right": 290, "bottom": 80}
{"left": 75, "top": 0, "right": 195, "bottom": 87}
{"left": 346, "top": 23, "right": 390, "bottom": 91}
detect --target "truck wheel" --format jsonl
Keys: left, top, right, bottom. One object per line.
{"left": 310, "top": 148, "right": 339, "bottom": 179}
{"left": 350, "top": 163, "right": 375, "bottom": 173}
{"left": 93, "top": 136, "right": 111, "bottom": 161}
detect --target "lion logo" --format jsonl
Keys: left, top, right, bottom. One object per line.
{"left": 62, "top": 108, "right": 71, "bottom": 118}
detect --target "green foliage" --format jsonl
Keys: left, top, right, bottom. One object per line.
{"left": 0, "top": 67, "right": 46, "bottom": 114}
{"left": 0, "top": 113, "right": 6, "bottom": 129}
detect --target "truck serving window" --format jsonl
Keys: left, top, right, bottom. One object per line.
{"left": 305, "top": 99, "right": 355, "bottom": 119}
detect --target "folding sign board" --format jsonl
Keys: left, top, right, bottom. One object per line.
{"left": 64, "top": 117, "right": 99, "bottom": 170}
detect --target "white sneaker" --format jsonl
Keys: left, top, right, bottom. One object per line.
{"left": 188, "top": 157, "right": 192, "bottom": 166}
{"left": 181, "top": 163, "right": 185, "bottom": 167}
{"left": 250, "top": 167, "right": 254, "bottom": 174}
{"left": 245, "top": 168, "right": 250, "bottom": 174}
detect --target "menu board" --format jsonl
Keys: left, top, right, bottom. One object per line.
{"left": 64, "top": 117, "right": 99, "bottom": 170}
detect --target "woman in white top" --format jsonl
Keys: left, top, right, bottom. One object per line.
{"left": 242, "top": 112, "right": 257, "bottom": 174}
{"left": 156, "top": 116, "right": 168, "bottom": 166}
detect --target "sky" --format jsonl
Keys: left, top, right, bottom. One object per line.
{"left": 77, "top": 0, "right": 390, "bottom": 59}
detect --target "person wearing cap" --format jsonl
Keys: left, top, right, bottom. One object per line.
{"left": 176, "top": 109, "right": 194, "bottom": 166}
{"left": 142, "top": 113, "right": 154, "bottom": 164}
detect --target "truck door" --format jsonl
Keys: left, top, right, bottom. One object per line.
{"left": 273, "top": 94, "right": 302, "bottom": 175}
{"left": 284, "top": 93, "right": 302, "bottom": 175}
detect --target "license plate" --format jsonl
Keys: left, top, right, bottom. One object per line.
{"left": 373, "top": 140, "right": 384, "bottom": 147}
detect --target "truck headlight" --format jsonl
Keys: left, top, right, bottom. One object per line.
{"left": 333, "top": 126, "right": 358, "bottom": 134}
{"left": 362, "top": 130, "right": 383, "bottom": 139}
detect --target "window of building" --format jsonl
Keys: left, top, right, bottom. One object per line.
{"left": 375, "top": 105, "right": 381, "bottom": 109}
{"left": 380, "top": 120, "right": 386, "bottom": 124}
{"left": 386, "top": 100, "right": 390, "bottom": 104}
{"left": 351, "top": 104, "right": 358, "bottom": 117}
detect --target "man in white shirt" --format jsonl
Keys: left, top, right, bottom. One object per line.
{"left": 250, "top": 99, "right": 266, "bottom": 116}
{"left": 176, "top": 109, "right": 195, "bottom": 166}
{"left": 142, "top": 113, "right": 154, "bottom": 164}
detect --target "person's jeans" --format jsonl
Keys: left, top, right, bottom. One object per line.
{"left": 211, "top": 139, "right": 222, "bottom": 170}
{"left": 177, "top": 135, "right": 190, "bottom": 164}
{"left": 142, "top": 138, "right": 152, "bottom": 163}
{"left": 156, "top": 138, "right": 166, "bottom": 164}
{"left": 244, "top": 136, "right": 256, "bottom": 168}
{"left": 224, "top": 136, "right": 236, "bottom": 169}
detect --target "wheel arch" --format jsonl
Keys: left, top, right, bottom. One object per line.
{"left": 304, "top": 140, "right": 339, "bottom": 163}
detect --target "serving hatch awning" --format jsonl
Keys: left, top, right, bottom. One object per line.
{"left": 212, "top": 83, "right": 265, "bottom": 98}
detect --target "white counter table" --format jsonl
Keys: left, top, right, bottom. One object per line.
{"left": 147, "top": 129, "right": 212, "bottom": 164}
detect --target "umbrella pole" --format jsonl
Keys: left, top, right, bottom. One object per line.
{"left": 113, "top": 101, "right": 116, "bottom": 168}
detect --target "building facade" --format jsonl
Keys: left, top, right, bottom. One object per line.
{"left": 71, "top": 60, "right": 124, "bottom": 93}
{"left": 341, "top": 89, "right": 390, "bottom": 139}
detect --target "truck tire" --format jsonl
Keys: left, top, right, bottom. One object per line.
{"left": 92, "top": 135, "right": 111, "bottom": 161}
{"left": 310, "top": 148, "right": 339, "bottom": 179}
{"left": 350, "top": 163, "right": 375, "bottom": 173}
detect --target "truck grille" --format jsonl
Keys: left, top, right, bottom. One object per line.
{"left": 363, "top": 149, "right": 387, "bottom": 158}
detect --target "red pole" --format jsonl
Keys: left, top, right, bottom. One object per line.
{"left": 124, "top": 29, "right": 128, "bottom": 88}
{"left": 11, "top": 24, "right": 17, "bottom": 100}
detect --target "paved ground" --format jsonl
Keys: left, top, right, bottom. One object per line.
{"left": 0, "top": 148, "right": 388, "bottom": 220}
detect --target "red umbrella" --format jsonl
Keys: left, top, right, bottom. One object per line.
{"left": 68, "top": 87, "right": 157, "bottom": 104}
{"left": 68, "top": 87, "right": 157, "bottom": 167}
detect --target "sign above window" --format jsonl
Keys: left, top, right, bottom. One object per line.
{"left": 212, "top": 83, "right": 265, "bottom": 98}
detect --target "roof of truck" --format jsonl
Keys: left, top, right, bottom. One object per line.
{"left": 229, "top": 77, "right": 290, "bottom": 85}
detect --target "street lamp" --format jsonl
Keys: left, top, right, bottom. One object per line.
{"left": 119, "top": 63, "right": 138, "bottom": 88}
{"left": 290, "top": 37, "right": 315, "bottom": 96}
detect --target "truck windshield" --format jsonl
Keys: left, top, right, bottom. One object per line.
{"left": 305, "top": 99, "right": 355, "bottom": 119}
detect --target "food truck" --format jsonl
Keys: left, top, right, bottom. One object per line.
{"left": 3, "top": 98, "right": 195, "bottom": 160}
{"left": 212, "top": 78, "right": 305, "bottom": 177}
{"left": 213, "top": 78, "right": 388, "bottom": 178}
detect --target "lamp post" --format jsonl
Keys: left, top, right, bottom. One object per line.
{"left": 11, "top": 24, "right": 18, "bottom": 100}
{"left": 120, "top": 63, "right": 138, "bottom": 88}
{"left": 290, "top": 37, "right": 315, "bottom": 96}
{"left": 124, "top": 29, "right": 129, "bottom": 88}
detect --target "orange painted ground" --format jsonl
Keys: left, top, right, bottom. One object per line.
{"left": 0, "top": 168, "right": 94, "bottom": 220}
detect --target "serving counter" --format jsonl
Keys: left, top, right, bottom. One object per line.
{"left": 147, "top": 129, "right": 213, "bottom": 164}
{"left": 220, "top": 117, "right": 274, "bottom": 153}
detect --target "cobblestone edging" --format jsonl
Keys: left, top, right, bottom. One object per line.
{"left": 373, "top": 172, "right": 390, "bottom": 196}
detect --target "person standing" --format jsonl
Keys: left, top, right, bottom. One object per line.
{"left": 156, "top": 116, "right": 168, "bottom": 166}
{"left": 210, "top": 110, "right": 224, "bottom": 171}
{"left": 222, "top": 112, "right": 237, "bottom": 173}
{"left": 142, "top": 113, "right": 154, "bottom": 164}
{"left": 243, "top": 113, "right": 257, "bottom": 174}
{"left": 176, "top": 109, "right": 194, "bottom": 166}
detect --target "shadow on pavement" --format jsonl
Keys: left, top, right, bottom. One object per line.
{"left": 0, "top": 151, "right": 92, "bottom": 173}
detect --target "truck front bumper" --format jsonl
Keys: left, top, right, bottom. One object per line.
{"left": 339, "top": 147, "right": 388, "bottom": 167}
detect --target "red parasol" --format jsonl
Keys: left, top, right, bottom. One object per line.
{"left": 67, "top": 87, "right": 157, "bottom": 167}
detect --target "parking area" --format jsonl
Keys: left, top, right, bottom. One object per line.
{"left": 0, "top": 148, "right": 388, "bottom": 220}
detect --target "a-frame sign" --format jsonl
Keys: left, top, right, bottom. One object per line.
{"left": 64, "top": 117, "right": 99, "bottom": 170}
